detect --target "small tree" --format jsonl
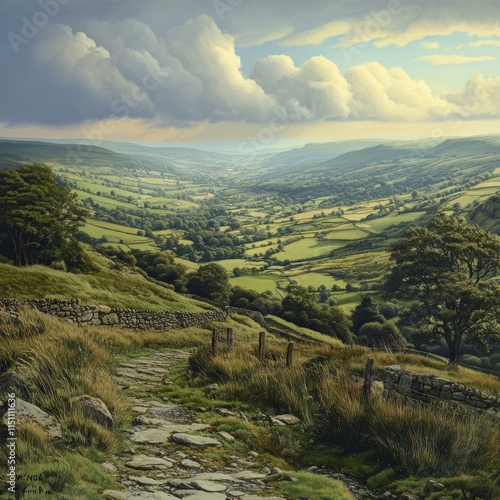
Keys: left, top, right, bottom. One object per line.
{"left": 385, "top": 213, "right": 500, "bottom": 367}
{"left": 351, "top": 295, "right": 385, "bottom": 334}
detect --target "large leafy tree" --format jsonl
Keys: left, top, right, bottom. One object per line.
{"left": 187, "top": 263, "right": 230, "bottom": 304}
{"left": 385, "top": 213, "right": 500, "bottom": 366}
{"left": 0, "top": 164, "right": 87, "bottom": 266}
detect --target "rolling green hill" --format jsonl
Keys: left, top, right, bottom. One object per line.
{"left": 0, "top": 247, "right": 212, "bottom": 312}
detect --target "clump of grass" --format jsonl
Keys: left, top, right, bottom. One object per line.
{"left": 267, "top": 470, "right": 354, "bottom": 500}
{"left": 0, "top": 307, "right": 48, "bottom": 339}
{"left": 11, "top": 453, "right": 119, "bottom": 500}
{"left": 188, "top": 341, "right": 500, "bottom": 497}
{"left": 0, "top": 309, "right": 128, "bottom": 496}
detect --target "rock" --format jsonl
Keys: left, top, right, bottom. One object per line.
{"left": 182, "top": 459, "right": 202, "bottom": 469}
{"left": 134, "top": 415, "right": 150, "bottom": 425}
{"left": 0, "top": 398, "right": 62, "bottom": 441}
{"left": 71, "top": 395, "right": 113, "bottom": 429}
{"left": 128, "top": 475, "right": 167, "bottom": 486}
{"left": 126, "top": 454, "right": 174, "bottom": 470}
{"left": 232, "top": 471, "right": 266, "bottom": 480}
{"left": 102, "top": 490, "right": 128, "bottom": 499}
{"left": 216, "top": 408, "right": 235, "bottom": 416}
{"left": 272, "top": 414, "right": 301, "bottom": 426}
{"left": 100, "top": 462, "right": 118, "bottom": 474}
{"left": 189, "top": 472, "right": 237, "bottom": 482}
{"left": 204, "top": 383, "right": 220, "bottom": 394}
{"left": 171, "top": 433, "right": 222, "bottom": 447}
{"left": 141, "top": 493, "right": 180, "bottom": 500}
{"left": 227, "top": 490, "right": 246, "bottom": 498}
{"left": 180, "top": 494, "right": 227, "bottom": 500}
{"left": 307, "top": 465, "right": 319, "bottom": 472}
{"left": 97, "top": 305, "right": 112, "bottom": 314}
{"left": 248, "top": 451, "right": 259, "bottom": 457}
{"left": 101, "top": 313, "right": 119, "bottom": 325}
{"left": 399, "top": 493, "right": 419, "bottom": 500}
{"left": 191, "top": 480, "right": 227, "bottom": 492}
{"left": 131, "top": 423, "right": 210, "bottom": 444}
{"left": 217, "top": 431, "right": 236, "bottom": 443}
{"left": 424, "top": 480, "right": 445, "bottom": 495}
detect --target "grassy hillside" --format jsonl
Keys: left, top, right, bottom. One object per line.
{"left": 0, "top": 248, "right": 211, "bottom": 312}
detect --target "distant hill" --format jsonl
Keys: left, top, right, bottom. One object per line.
{"left": 0, "top": 139, "right": 115, "bottom": 166}
{"left": 427, "top": 137, "right": 500, "bottom": 159}
{"left": 0, "top": 139, "right": 230, "bottom": 176}
{"left": 262, "top": 140, "right": 383, "bottom": 170}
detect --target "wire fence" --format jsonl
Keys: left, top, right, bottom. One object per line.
{"left": 207, "top": 327, "right": 500, "bottom": 419}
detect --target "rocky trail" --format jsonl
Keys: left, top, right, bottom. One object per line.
{"left": 102, "top": 350, "right": 376, "bottom": 500}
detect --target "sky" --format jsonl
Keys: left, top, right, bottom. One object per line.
{"left": 1, "top": 0, "right": 500, "bottom": 147}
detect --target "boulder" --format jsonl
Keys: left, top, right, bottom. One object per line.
{"left": 0, "top": 398, "right": 62, "bottom": 441}
{"left": 424, "top": 480, "right": 445, "bottom": 496}
{"left": 71, "top": 395, "right": 113, "bottom": 429}
{"left": 271, "top": 414, "right": 300, "bottom": 426}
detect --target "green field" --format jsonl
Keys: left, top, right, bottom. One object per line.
{"left": 274, "top": 238, "right": 345, "bottom": 261}
{"left": 230, "top": 275, "right": 283, "bottom": 295}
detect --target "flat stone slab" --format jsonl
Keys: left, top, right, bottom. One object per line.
{"left": 103, "top": 491, "right": 128, "bottom": 500}
{"left": 181, "top": 459, "right": 202, "bottom": 469}
{"left": 171, "top": 433, "right": 222, "bottom": 447}
{"left": 128, "top": 475, "right": 168, "bottom": 486}
{"left": 131, "top": 424, "right": 209, "bottom": 444}
{"left": 138, "top": 493, "right": 180, "bottom": 500}
{"left": 126, "top": 455, "right": 174, "bottom": 470}
{"left": 191, "top": 472, "right": 237, "bottom": 482}
{"left": 116, "top": 368, "right": 159, "bottom": 382}
{"left": 217, "top": 431, "right": 236, "bottom": 443}
{"left": 192, "top": 480, "right": 227, "bottom": 492}
{"left": 232, "top": 471, "right": 266, "bottom": 480}
{"left": 178, "top": 494, "right": 227, "bottom": 500}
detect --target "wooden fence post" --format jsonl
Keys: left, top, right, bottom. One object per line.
{"left": 226, "top": 328, "right": 233, "bottom": 351}
{"left": 211, "top": 328, "right": 218, "bottom": 355}
{"left": 286, "top": 342, "right": 294, "bottom": 367}
{"left": 258, "top": 331, "right": 266, "bottom": 362}
{"left": 363, "top": 358, "right": 374, "bottom": 402}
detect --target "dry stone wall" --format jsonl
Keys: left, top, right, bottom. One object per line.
{"left": 0, "top": 299, "right": 226, "bottom": 331}
{"left": 384, "top": 365, "right": 500, "bottom": 412}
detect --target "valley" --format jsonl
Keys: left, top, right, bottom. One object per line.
{"left": 2, "top": 135, "right": 499, "bottom": 310}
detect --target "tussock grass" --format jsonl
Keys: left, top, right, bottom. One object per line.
{"left": 189, "top": 341, "right": 500, "bottom": 497}
{"left": 268, "top": 471, "right": 354, "bottom": 500}
{"left": 0, "top": 309, "right": 128, "bottom": 496}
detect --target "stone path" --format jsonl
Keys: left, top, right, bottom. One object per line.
{"left": 102, "top": 350, "right": 374, "bottom": 500}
